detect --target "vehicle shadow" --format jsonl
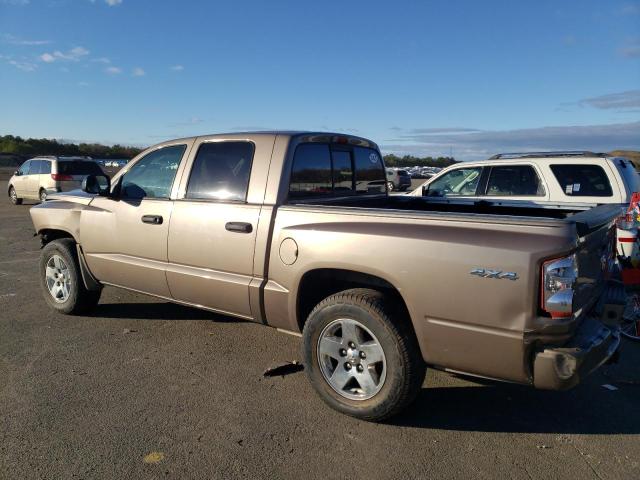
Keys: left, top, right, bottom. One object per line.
{"left": 391, "top": 373, "right": 640, "bottom": 434}
{"left": 91, "top": 302, "right": 246, "bottom": 323}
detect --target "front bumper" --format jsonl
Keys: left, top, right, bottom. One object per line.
{"left": 533, "top": 281, "right": 624, "bottom": 390}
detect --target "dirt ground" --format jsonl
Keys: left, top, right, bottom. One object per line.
{"left": 1, "top": 180, "right": 639, "bottom": 479}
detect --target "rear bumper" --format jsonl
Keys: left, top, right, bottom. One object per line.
{"left": 533, "top": 281, "right": 624, "bottom": 390}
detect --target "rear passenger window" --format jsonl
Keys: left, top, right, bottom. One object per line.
{"left": 186, "top": 141, "right": 254, "bottom": 201}
{"left": 57, "top": 161, "right": 103, "bottom": 176}
{"left": 550, "top": 164, "right": 613, "bottom": 197}
{"left": 486, "top": 165, "right": 544, "bottom": 196}
{"left": 289, "top": 144, "right": 332, "bottom": 198}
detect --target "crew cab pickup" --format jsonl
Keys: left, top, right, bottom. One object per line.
{"left": 30, "top": 132, "right": 624, "bottom": 421}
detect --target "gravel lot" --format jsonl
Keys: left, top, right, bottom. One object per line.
{"left": 1, "top": 177, "right": 639, "bottom": 480}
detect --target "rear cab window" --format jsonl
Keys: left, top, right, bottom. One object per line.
{"left": 289, "top": 143, "right": 385, "bottom": 199}
{"left": 550, "top": 164, "right": 613, "bottom": 197}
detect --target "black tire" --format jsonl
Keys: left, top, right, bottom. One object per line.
{"left": 39, "top": 239, "right": 101, "bottom": 315}
{"left": 39, "top": 188, "right": 47, "bottom": 203}
{"left": 8, "top": 186, "right": 22, "bottom": 205}
{"left": 302, "top": 288, "right": 426, "bottom": 421}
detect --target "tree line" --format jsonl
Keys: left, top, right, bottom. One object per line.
{"left": 0, "top": 134, "right": 462, "bottom": 168}
{"left": 0, "top": 135, "right": 143, "bottom": 159}
{"left": 383, "top": 154, "right": 458, "bottom": 168}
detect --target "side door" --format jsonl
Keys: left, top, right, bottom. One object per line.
{"left": 13, "top": 160, "right": 32, "bottom": 197}
{"left": 25, "top": 160, "right": 42, "bottom": 196}
{"left": 166, "top": 136, "right": 272, "bottom": 319}
{"left": 80, "top": 142, "right": 192, "bottom": 297}
{"left": 480, "top": 164, "right": 549, "bottom": 203}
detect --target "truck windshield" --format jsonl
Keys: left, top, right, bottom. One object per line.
{"left": 289, "top": 144, "right": 386, "bottom": 198}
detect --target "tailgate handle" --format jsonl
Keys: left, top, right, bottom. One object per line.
{"left": 225, "top": 222, "right": 253, "bottom": 234}
{"left": 141, "top": 215, "right": 163, "bottom": 225}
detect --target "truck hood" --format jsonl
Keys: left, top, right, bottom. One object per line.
{"left": 46, "top": 189, "right": 97, "bottom": 206}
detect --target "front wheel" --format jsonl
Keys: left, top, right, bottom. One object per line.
{"left": 39, "top": 239, "right": 101, "bottom": 315}
{"left": 39, "top": 189, "right": 47, "bottom": 203}
{"left": 302, "top": 288, "right": 425, "bottom": 421}
{"left": 387, "top": 181, "right": 394, "bottom": 192}
{"left": 9, "top": 186, "right": 22, "bottom": 205}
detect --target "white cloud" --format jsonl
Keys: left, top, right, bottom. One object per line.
{"left": 105, "top": 66, "right": 122, "bottom": 74}
{"left": 40, "top": 53, "right": 55, "bottom": 63}
{"left": 170, "top": 64, "right": 184, "bottom": 71}
{"left": 78, "top": 81, "right": 90, "bottom": 87}
{"left": 1, "top": 0, "right": 30, "bottom": 5}
{"left": 618, "top": 4, "right": 640, "bottom": 15}
{"left": 578, "top": 90, "right": 640, "bottom": 110}
{"left": 39, "top": 46, "right": 90, "bottom": 63}
{"left": 132, "top": 67, "right": 145, "bottom": 77}
{"left": 91, "top": 57, "right": 111, "bottom": 64}
{"left": 105, "top": 0, "right": 122, "bottom": 5}
{"left": 8, "top": 59, "right": 37, "bottom": 71}
{"left": 3, "top": 33, "right": 51, "bottom": 46}
{"left": 384, "top": 122, "right": 640, "bottom": 160}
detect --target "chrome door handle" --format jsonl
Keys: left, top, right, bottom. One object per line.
{"left": 225, "top": 222, "right": 252, "bottom": 233}
{"left": 141, "top": 215, "right": 163, "bottom": 225}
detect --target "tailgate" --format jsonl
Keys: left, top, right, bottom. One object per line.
{"left": 570, "top": 205, "right": 620, "bottom": 314}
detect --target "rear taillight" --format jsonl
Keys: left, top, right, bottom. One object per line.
{"left": 541, "top": 254, "right": 577, "bottom": 319}
{"left": 51, "top": 173, "right": 73, "bottom": 181}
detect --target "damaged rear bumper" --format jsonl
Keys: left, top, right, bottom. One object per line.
{"left": 533, "top": 281, "right": 624, "bottom": 390}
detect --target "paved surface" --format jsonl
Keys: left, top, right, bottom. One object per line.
{"left": 1, "top": 180, "right": 639, "bottom": 480}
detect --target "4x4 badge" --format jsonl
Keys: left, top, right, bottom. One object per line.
{"left": 470, "top": 268, "right": 519, "bottom": 281}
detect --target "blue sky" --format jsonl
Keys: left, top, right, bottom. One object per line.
{"left": 1, "top": 0, "right": 639, "bottom": 160}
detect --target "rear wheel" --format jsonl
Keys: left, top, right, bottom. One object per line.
{"left": 39, "top": 188, "right": 47, "bottom": 203}
{"left": 39, "top": 239, "right": 101, "bottom": 315}
{"left": 8, "top": 186, "right": 22, "bottom": 205}
{"left": 387, "top": 181, "right": 394, "bottom": 192}
{"left": 302, "top": 288, "right": 425, "bottom": 421}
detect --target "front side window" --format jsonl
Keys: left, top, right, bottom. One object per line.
{"left": 550, "top": 164, "right": 613, "bottom": 197}
{"left": 40, "top": 161, "right": 51, "bottom": 174}
{"left": 186, "top": 141, "right": 254, "bottom": 201}
{"left": 121, "top": 145, "right": 186, "bottom": 199}
{"left": 426, "top": 167, "right": 482, "bottom": 197}
{"left": 485, "top": 165, "right": 544, "bottom": 196}
{"left": 18, "top": 161, "right": 31, "bottom": 175}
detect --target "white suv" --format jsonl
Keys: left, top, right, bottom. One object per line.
{"left": 410, "top": 151, "right": 640, "bottom": 206}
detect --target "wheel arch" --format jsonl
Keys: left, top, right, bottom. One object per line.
{"left": 295, "top": 268, "right": 412, "bottom": 333}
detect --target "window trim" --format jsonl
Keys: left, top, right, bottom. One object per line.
{"left": 181, "top": 140, "right": 256, "bottom": 204}
{"left": 481, "top": 164, "right": 546, "bottom": 197}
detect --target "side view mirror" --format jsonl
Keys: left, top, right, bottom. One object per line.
{"left": 82, "top": 174, "right": 111, "bottom": 196}
{"left": 14, "top": 170, "right": 20, "bottom": 176}
{"left": 422, "top": 184, "right": 429, "bottom": 196}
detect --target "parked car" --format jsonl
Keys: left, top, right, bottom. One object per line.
{"left": 409, "top": 151, "right": 640, "bottom": 254}
{"left": 30, "top": 133, "right": 623, "bottom": 421}
{"left": 386, "top": 168, "right": 412, "bottom": 191}
{"left": 8, "top": 156, "right": 105, "bottom": 204}
{"left": 410, "top": 151, "right": 640, "bottom": 204}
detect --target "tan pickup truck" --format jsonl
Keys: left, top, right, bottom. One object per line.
{"left": 29, "top": 132, "right": 625, "bottom": 421}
